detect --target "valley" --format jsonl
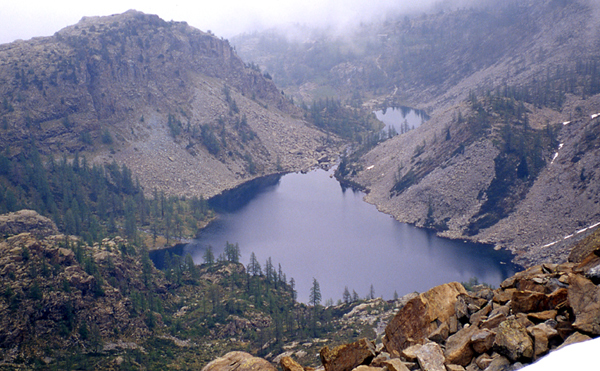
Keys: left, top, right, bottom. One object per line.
{"left": 0, "top": 0, "right": 600, "bottom": 370}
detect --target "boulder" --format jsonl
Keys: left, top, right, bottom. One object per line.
{"left": 510, "top": 288, "right": 568, "bottom": 314}
{"left": 474, "top": 353, "right": 493, "bottom": 370}
{"left": 281, "top": 356, "right": 304, "bottom": 371}
{"left": 455, "top": 295, "right": 470, "bottom": 321}
{"left": 469, "top": 301, "right": 492, "bottom": 326}
{"left": 471, "top": 328, "right": 495, "bottom": 354}
{"left": 482, "top": 355, "right": 510, "bottom": 371}
{"left": 558, "top": 331, "right": 592, "bottom": 349}
{"left": 320, "top": 338, "right": 375, "bottom": 371}
{"left": 568, "top": 273, "right": 600, "bottom": 335}
{"left": 493, "top": 319, "right": 534, "bottom": 362}
{"left": 428, "top": 322, "right": 449, "bottom": 344}
{"left": 370, "top": 352, "right": 390, "bottom": 367}
{"left": 384, "top": 282, "right": 466, "bottom": 353}
{"left": 400, "top": 344, "right": 421, "bottom": 362}
{"left": 382, "top": 359, "right": 410, "bottom": 371}
{"left": 480, "top": 306, "right": 509, "bottom": 330}
{"left": 528, "top": 323, "right": 558, "bottom": 358}
{"left": 445, "top": 365, "right": 466, "bottom": 371}
{"left": 414, "top": 342, "right": 445, "bottom": 371}
{"left": 493, "top": 288, "right": 516, "bottom": 304}
{"left": 527, "top": 310, "right": 557, "bottom": 323}
{"left": 351, "top": 367, "right": 383, "bottom": 371}
{"left": 444, "top": 324, "right": 479, "bottom": 366}
{"left": 201, "top": 351, "right": 277, "bottom": 371}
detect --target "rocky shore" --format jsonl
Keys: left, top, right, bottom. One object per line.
{"left": 201, "top": 240, "right": 600, "bottom": 371}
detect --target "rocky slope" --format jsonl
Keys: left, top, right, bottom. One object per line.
{"left": 0, "top": 209, "right": 395, "bottom": 369}
{"left": 204, "top": 231, "right": 600, "bottom": 371}
{"left": 0, "top": 10, "right": 341, "bottom": 199}
{"left": 347, "top": 95, "right": 600, "bottom": 266}
{"left": 322, "top": 0, "right": 600, "bottom": 265}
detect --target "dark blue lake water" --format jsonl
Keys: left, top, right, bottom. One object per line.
{"left": 158, "top": 168, "right": 518, "bottom": 303}
{"left": 374, "top": 106, "right": 429, "bottom": 137}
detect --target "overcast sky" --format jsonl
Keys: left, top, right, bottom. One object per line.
{"left": 0, "top": 0, "right": 439, "bottom": 44}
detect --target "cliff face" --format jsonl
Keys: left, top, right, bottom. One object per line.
{"left": 0, "top": 10, "right": 340, "bottom": 198}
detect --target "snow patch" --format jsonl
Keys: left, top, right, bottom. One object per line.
{"left": 550, "top": 143, "right": 563, "bottom": 165}
{"left": 366, "top": 165, "right": 374, "bottom": 170}
{"left": 521, "top": 337, "right": 600, "bottom": 371}
{"left": 562, "top": 121, "right": 571, "bottom": 125}
{"left": 591, "top": 113, "right": 600, "bottom": 119}
{"left": 540, "top": 221, "right": 600, "bottom": 248}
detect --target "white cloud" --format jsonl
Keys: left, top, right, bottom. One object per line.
{"left": 0, "top": 0, "right": 435, "bottom": 44}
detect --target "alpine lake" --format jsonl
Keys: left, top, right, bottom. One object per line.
{"left": 152, "top": 108, "right": 519, "bottom": 303}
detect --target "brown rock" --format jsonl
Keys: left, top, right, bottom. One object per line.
{"left": 370, "top": 352, "right": 390, "bottom": 367}
{"left": 470, "top": 328, "right": 495, "bottom": 354}
{"left": 474, "top": 353, "right": 493, "bottom": 370}
{"left": 201, "top": 351, "right": 277, "bottom": 371}
{"left": 555, "top": 316, "right": 575, "bottom": 340}
{"left": 493, "top": 319, "right": 534, "bottom": 362}
{"left": 469, "top": 302, "right": 492, "bottom": 326}
{"left": 384, "top": 282, "right": 466, "bottom": 353}
{"left": 527, "top": 310, "right": 557, "bottom": 323}
{"left": 400, "top": 344, "right": 421, "bottom": 362}
{"left": 455, "top": 295, "right": 470, "bottom": 321}
{"left": 414, "top": 343, "right": 445, "bottom": 371}
{"left": 515, "top": 313, "right": 535, "bottom": 329}
{"left": 382, "top": 359, "right": 410, "bottom": 371}
{"left": 445, "top": 365, "right": 466, "bottom": 371}
{"left": 482, "top": 355, "right": 510, "bottom": 371}
{"left": 448, "top": 315, "right": 460, "bottom": 334}
{"left": 480, "top": 309, "right": 509, "bottom": 330}
{"left": 510, "top": 288, "right": 568, "bottom": 314}
{"left": 528, "top": 323, "right": 558, "bottom": 358}
{"left": 428, "top": 322, "right": 450, "bottom": 344}
{"left": 492, "top": 288, "right": 516, "bottom": 304}
{"left": 444, "top": 325, "right": 478, "bottom": 366}
{"left": 281, "top": 356, "right": 304, "bottom": 371}
{"left": 320, "top": 338, "right": 375, "bottom": 371}
{"left": 568, "top": 273, "right": 600, "bottom": 335}
{"left": 558, "top": 331, "right": 592, "bottom": 349}
{"left": 351, "top": 366, "right": 383, "bottom": 371}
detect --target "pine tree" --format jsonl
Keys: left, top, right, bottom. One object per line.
{"left": 248, "top": 252, "right": 262, "bottom": 276}
{"left": 224, "top": 241, "right": 240, "bottom": 263}
{"left": 369, "top": 284, "right": 375, "bottom": 300}
{"left": 203, "top": 245, "right": 215, "bottom": 266}
{"left": 309, "top": 278, "right": 321, "bottom": 307}
{"left": 290, "top": 277, "right": 297, "bottom": 302}
{"left": 343, "top": 286, "right": 351, "bottom": 304}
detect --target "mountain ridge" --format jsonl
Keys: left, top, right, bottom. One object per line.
{"left": 0, "top": 10, "right": 341, "bottom": 200}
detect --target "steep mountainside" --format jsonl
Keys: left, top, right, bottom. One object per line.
{"left": 234, "top": 0, "right": 600, "bottom": 109}
{"left": 0, "top": 10, "right": 341, "bottom": 199}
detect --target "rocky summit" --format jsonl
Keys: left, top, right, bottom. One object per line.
{"left": 0, "top": 10, "right": 341, "bottom": 199}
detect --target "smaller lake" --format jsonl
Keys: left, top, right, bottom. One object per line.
{"left": 157, "top": 169, "right": 518, "bottom": 304}
{"left": 374, "top": 106, "right": 429, "bottom": 137}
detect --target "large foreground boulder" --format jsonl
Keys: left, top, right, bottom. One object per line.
{"left": 384, "top": 282, "right": 466, "bottom": 353}
{"left": 201, "top": 351, "right": 277, "bottom": 371}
